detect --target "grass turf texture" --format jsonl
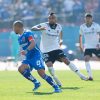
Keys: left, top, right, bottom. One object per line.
{"left": 0, "top": 70, "right": 100, "bottom": 100}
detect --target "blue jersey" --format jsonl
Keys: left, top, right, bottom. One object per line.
{"left": 18, "top": 31, "right": 41, "bottom": 58}
{"left": 18, "top": 30, "right": 45, "bottom": 71}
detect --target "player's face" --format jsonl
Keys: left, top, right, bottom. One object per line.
{"left": 48, "top": 15, "right": 57, "bottom": 24}
{"left": 13, "top": 25, "right": 22, "bottom": 34}
{"left": 85, "top": 17, "right": 92, "bottom": 24}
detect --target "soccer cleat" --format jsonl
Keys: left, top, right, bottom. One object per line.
{"left": 54, "top": 85, "right": 62, "bottom": 93}
{"left": 58, "top": 84, "right": 62, "bottom": 88}
{"left": 33, "top": 82, "right": 41, "bottom": 91}
{"left": 80, "top": 74, "right": 88, "bottom": 81}
{"left": 88, "top": 77, "right": 93, "bottom": 81}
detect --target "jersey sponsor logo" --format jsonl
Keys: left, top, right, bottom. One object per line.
{"left": 84, "top": 27, "right": 96, "bottom": 34}
{"left": 47, "top": 34, "right": 58, "bottom": 37}
{"left": 20, "top": 43, "right": 28, "bottom": 47}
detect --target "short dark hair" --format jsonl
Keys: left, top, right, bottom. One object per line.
{"left": 49, "top": 12, "right": 55, "bottom": 16}
{"left": 13, "top": 20, "right": 23, "bottom": 27}
{"left": 85, "top": 13, "right": 92, "bottom": 18}
{"left": 48, "top": 12, "right": 57, "bottom": 18}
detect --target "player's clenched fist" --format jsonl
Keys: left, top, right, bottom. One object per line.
{"left": 21, "top": 50, "right": 27, "bottom": 55}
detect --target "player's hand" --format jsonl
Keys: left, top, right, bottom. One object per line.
{"left": 60, "top": 42, "right": 62, "bottom": 46}
{"left": 40, "top": 27, "right": 46, "bottom": 30}
{"left": 21, "top": 50, "right": 27, "bottom": 55}
{"left": 59, "top": 39, "right": 63, "bottom": 46}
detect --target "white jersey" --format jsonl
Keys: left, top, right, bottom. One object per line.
{"left": 79, "top": 22, "right": 100, "bottom": 49}
{"left": 34, "top": 22, "right": 62, "bottom": 53}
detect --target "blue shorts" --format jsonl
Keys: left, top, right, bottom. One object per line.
{"left": 22, "top": 53, "right": 45, "bottom": 71}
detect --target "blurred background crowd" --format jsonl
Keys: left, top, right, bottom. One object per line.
{"left": 0, "top": 0, "right": 100, "bottom": 28}
{"left": 0, "top": 0, "right": 100, "bottom": 60}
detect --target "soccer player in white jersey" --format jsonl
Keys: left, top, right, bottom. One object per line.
{"left": 32, "top": 12, "right": 87, "bottom": 87}
{"left": 79, "top": 13, "right": 100, "bottom": 81}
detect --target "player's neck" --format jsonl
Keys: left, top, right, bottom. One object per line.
{"left": 19, "top": 30, "right": 24, "bottom": 35}
{"left": 49, "top": 23, "right": 57, "bottom": 29}
{"left": 86, "top": 22, "right": 92, "bottom": 27}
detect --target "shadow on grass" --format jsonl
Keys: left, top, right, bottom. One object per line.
{"left": 26, "top": 91, "right": 54, "bottom": 95}
{"left": 26, "top": 87, "right": 81, "bottom": 95}
{"left": 61, "top": 86, "right": 82, "bottom": 90}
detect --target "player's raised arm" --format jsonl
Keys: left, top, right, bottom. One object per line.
{"left": 31, "top": 25, "right": 46, "bottom": 31}
{"left": 21, "top": 35, "right": 36, "bottom": 55}
{"left": 27, "top": 36, "right": 35, "bottom": 50}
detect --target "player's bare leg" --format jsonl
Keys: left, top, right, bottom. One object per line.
{"left": 46, "top": 61, "right": 62, "bottom": 87}
{"left": 37, "top": 69, "right": 62, "bottom": 93}
{"left": 60, "top": 57, "right": 88, "bottom": 80}
{"left": 84, "top": 55, "right": 93, "bottom": 80}
{"left": 18, "top": 64, "right": 41, "bottom": 91}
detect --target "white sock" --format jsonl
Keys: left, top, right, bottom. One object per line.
{"left": 85, "top": 62, "right": 92, "bottom": 77}
{"left": 48, "top": 67, "right": 62, "bottom": 85}
{"left": 68, "top": 62, "right": 83, "bottom": 77}
{"left": 68, "top": 62, "right": 78, "bottom": 72}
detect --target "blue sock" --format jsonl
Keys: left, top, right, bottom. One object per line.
{"left": 42, "top": 74, "right": 57, "bottom": 88}
{"left": 21, "top": 68, "right": 39, "bottom": 84}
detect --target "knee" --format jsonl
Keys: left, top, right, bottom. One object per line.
{"left": 46, "top": 62, "right": 53, "bottom": 67}
{"left": 49, "top": 71, "right": 55, "bottom": 77}
{"left": 37, "top": 69, "right": 46, "bottom": 79}
{"left": 18, "top": 66, "right": 25, "bottom": 73}
{"left": 48, "top": 68, "right": 55, "bottom": 76}
{"left": 18, "top": 66, "right": 22, "bottom": 73}
{"left": 61, "top": 57, "right": 70, "bottom": 65}
{"left": 40, "top": 73, "right": 46, "bottom": 79}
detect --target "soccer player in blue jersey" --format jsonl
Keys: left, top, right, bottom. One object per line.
{"left": 13, "top": 20, "right": 61, "bottom": 93}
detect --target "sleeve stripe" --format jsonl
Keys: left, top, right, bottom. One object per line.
{"left": 28, "top": 36, "right": 34, "bottom": 41}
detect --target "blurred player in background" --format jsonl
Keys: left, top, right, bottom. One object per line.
{"left": 32, "top": 12, "right": 87, "bottom": 87}
{"left": 79, "top": 13, "right": 100, "bottom": 80}
{"left": 9, "top": 31, "right": 20, "bottom": 61}
{"left": 13, "top": 20, "right": 61, "bottom": 93}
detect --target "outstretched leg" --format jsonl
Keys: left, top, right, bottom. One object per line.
{"left": 60, "top": 57, "right": 88, "bottom": 80}
{"left": 37, "top": 69, "right": 62, "bottom": 93}
{"left": 46, "top": 61, "right": 62, "bottom": 87}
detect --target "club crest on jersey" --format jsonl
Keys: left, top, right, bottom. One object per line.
{"left": 22, "top": 36, "right": 25, "bottom": 42}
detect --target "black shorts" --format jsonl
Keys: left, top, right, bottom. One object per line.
{"left": 84, "top": 49, "right": 100, "bottom": 58}
{"left": 43, "top": 49, "right": 67, "bottom": 63}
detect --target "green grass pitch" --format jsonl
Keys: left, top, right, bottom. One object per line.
{"left": 0, "top": 70, "right": 100, "bottom": 100}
